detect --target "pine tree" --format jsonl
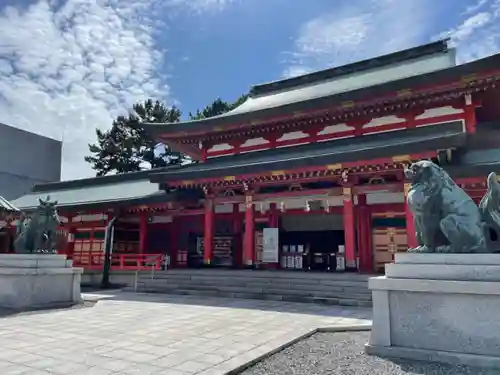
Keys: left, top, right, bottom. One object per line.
{"left": 189, "top": 94, "right": 248, "bottom": 120}
{"left": 85, "top": 100, "right": 183, "bottom": 176}
{"left": 85, "top": 95, "right": 249, "bottom": 176}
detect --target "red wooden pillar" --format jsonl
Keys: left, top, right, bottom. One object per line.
{"left": 139, "top": 213, "right": 148, "bottom": 254}
{"left": 357, "top": 194, "right": 373, "bottom": 273}
{"left": 65, "top": 216, "right": 76, "bottom": 258}
{"left": 343, "top": 187, "right": 357, "bottom": 270}
{"left": 233, "top": 203, "right": 243, "bottom": 267}
{"left": 243, "top": 194, "right": 255, "bottom": 267}
{"left": 464, "top": 93, "right": 477, "bottom": 134}
{"left": 404, "top": 183, "right": 418, "bottom": 249}
{"left": 203, "top": 197, "right": 215, "bottom": 265}
{"left": 170, "top": 216, "right": 179, "bottom": 267}
{"left": 268, "top": 203, "right": 279, "bottom": 228}
{"left": 201, "top": 147, "right": 208, "bottom": 162}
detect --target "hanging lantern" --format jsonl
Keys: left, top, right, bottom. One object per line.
{"left": 305, "top": 200, "right": 311, "bottom": 212}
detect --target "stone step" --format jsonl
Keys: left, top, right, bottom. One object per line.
{"left": 135, "top": 280, "right": 372, "bottom": 300}
{"left": 142, "top": 274, "right": 369, "bottom": 288}
{"left": 133, "top": 285, "right": 372, "bottom": 308}
{"left": 138, "top": 279, "right": 369, "bottom": 293}
{"left": 174, "top": 281, "right": 369, "bottom": 295}
{"left": 134, "top": 269, "right": 372, "bottom": 307}
{"left": 156, "top": 269, "right": 371, "bottom": 280}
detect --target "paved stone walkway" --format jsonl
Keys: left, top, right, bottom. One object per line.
{"left": 0, "top": 292, "right": 371, "bottom": 375}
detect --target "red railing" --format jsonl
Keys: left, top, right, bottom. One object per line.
{"left": 72, "top": 253, "right": 164, "bottom": 271}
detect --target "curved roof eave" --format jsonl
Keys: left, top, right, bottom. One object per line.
{"left": 140, "top": 52, "right": 500, "bottom": 138}
{"left": 0, "top": 196, "right": 19, "bottom": 212}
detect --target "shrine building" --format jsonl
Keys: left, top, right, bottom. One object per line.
{"left": 6, "top": 39, "right": 500, "bottom": 275}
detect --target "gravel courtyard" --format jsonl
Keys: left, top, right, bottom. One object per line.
{"left": 240, "top": 331, "right": 496, "bottom": 375}
{"left": 0, "top": 291, "right": 371, "bottom": 375}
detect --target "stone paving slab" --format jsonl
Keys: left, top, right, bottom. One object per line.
{"left": 0, "top": 292, "right": 372, "bottom": 374}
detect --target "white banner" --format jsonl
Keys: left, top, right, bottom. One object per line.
{"left": 262, "top": 228, "right": 279, "bottom": 263}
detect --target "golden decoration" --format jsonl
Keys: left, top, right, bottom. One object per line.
{"left": 392, "top": 155, "right": 411, "bottom": 163}
{"left": 326, "top": 163, "right": 342, "bottom": 170}
{"left": 341, "top": 101, "right": 355, "bottom": 109}
{"left": 397, "top": 89, "right": 412, "bottom": 98}
{"left": 460, "top": 74, "right": 477, "bottom": 83}
{"left": 271, "top": 170, "right": 284, "bottom": 176}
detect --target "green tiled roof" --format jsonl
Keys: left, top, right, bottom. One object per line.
{"left": 11, "top": 179, "right": 160, "bottom": 211}
{"left": 0, "top": 196, "right": 19, "bottom": 212}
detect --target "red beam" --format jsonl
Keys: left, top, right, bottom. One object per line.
{"left": 206, "top": 112, "right": 465, "bottom": 157}
{"left": 166, "top": 151, "right": 437, "bottom": 188}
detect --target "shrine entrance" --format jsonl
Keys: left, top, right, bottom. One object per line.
{"left": 279, "top": 213, "right": 345, "bottom": 271}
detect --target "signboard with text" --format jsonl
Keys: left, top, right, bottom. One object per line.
{"left": 262, "top": 228, "right": 279, "bottom": 263}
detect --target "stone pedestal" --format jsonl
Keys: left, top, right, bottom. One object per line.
{"left": 366, "top": 253, "right": 500, "bottom": 368}
{"left": 0, "top": 254, "right": 83, "bottom": 310}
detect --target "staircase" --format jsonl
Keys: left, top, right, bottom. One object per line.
{"left": 132, "top": 269, "right": 373, "bottom": 307}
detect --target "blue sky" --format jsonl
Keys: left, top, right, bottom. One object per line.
{"left": 0, "top": 0, "right": 499, "bottom": 179}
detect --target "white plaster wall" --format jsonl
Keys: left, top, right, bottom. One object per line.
{"left": 277, "top": 131, "right": 308, "bottom": 142}
{"left": 151, "top": 216, "right": 173, "bottom": 224}
{"left": 367, "top": 192, "right": 405, "bottom": 204}
{"left": 74, "top": 214, "right": 108, "bottom": 222}
{"left": 364, "top": 115, "right": 402, "bottom": 128}
{"left": 318, "top": 123, "right": 352, "bottom": 134}
{"left": 207, "top": 143, "right": 233, "bottom": 152}
{"left": 240, "top": 137, "right": 269, "bottom": 147}
{"left": 215, "top": 204, "right": 234, "bottom": 214}
{"left": 416, "top": 106, "right": 463, "bottom": 119}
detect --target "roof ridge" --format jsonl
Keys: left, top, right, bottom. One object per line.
{"left": 250, "top": 39, "right": 451, "bottom": 97}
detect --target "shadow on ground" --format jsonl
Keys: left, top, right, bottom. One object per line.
{"left": 84, "top": 290, "right": 372, "bottom": 320}
{"left": 0, "top": 300, "right": 96, "bottom": 319}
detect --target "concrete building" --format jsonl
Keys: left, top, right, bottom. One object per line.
{"left": 0, "top": 122, "right": 62, "bottom": 200}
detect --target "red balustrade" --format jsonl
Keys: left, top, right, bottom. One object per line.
{"left": 71, "top": 253, "right": 164, "bottom": 271}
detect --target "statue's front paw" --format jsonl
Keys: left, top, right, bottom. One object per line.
{"left": 408, "top": 246, "right": 433, "bottom": 253}
{"left": 435, "top": 245, "right": 453, "bottom": 253}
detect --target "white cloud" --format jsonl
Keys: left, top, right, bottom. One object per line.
{"left": 439, "top": 0, "right": 500, "bottom": 63}
{"left": 463, "top": 0, "right": 489, "bottom": 15}
{"left": 283, "top": 0, "right": 436, "bottom": 78}
{"left": 283, "top": 0, "right": 500, "bottom": 77}
{"left": 0, "top": 0, "right": 233, "bottom": 182}
{"left": 0, "top": 0, "right": 169, "bottom": 181}
{"left": 167, "top": 0, "right": 238, "bottom": 13}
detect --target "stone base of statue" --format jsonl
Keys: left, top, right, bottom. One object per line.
{"left": 0, "top": 254, "right": 83, "bottom": 310}
{"left": 365, "top": 253, "right": 500, "bottom": 369}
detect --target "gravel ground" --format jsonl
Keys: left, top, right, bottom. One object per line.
{"left": 240, "top": 331, "right": 498, "bottom": 375}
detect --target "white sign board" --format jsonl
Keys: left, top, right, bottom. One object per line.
{"left": 262, "top": 228, "right": 279, "bottom": 263}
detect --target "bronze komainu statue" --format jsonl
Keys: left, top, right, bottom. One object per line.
{"left": 14, "top": 196, "right": 61, "bottom": 254}
{"left": 405, "top": 160, "right": 500, "bottom": 253}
